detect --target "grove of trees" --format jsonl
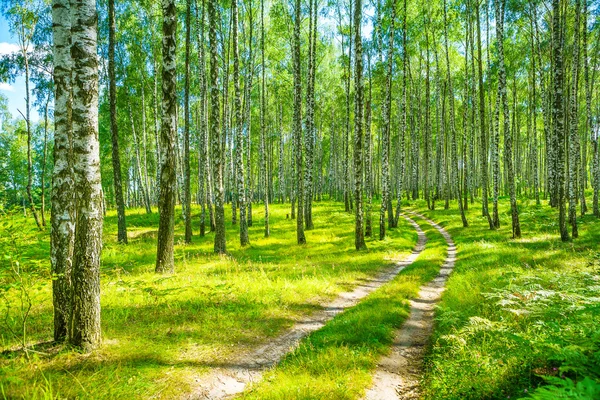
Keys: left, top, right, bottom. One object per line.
{"left": 0, "top": 0, "right": 598, "bottom": 350}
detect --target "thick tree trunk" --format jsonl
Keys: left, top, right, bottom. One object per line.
{"left": 156, "top": 0, "right": 178, "bottom": 271}
{"left": 51, "top": 0, "right": 75, "bottom": 342}
{"left": 69, "top": 0, "right": 103, "bottom": 351}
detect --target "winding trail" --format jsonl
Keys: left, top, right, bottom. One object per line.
{"left": 364, "top": 212, "right": 456, "bottom": 400}
{"left": 187, "top": 215, "right": 427, "bottom": 399}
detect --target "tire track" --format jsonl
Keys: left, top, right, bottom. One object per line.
{"left": 364, "top": 212, "right": 456, "bottom": 400}
{"left": 186, "top": 215, "right": 427, "bottom": 399}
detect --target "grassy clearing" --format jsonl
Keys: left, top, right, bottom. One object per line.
{"left": 416, "top": 197, "right": 600, "bottom": 399}
{"left": 239, "top": 214, "right": 447, "bottom": 400}
{"left": 0, "top": 201, "right": 416, "bottom": 399}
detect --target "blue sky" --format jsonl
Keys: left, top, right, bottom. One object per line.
{"left": 0, "top": 14, "right": 40, "bottom": 122}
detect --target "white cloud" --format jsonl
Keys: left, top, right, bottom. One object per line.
{"left": 0, "top": 82, "right": 14, "bottom": 92}
{"left": 0, "top": 42, "right": 19, "bottom": 56}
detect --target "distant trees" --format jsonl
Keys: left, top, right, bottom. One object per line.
{"left": 3, "top": 1, "right": 600, "bottom": 358}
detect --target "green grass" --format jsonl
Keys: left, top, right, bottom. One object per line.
{"left": 0, "top": 201, "right": 416, "bottom": 399}
{"left": 238, "top": 214, "right": 447, "bottom": 400}
{"left": 415, "top": 197, "right": 600, "bottom": 399}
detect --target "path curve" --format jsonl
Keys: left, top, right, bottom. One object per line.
{"left": 364, "top": 212, "right": 456, "bottom": 400}
{"left": 187, "top": 215, "right": 427, "bottom": 399}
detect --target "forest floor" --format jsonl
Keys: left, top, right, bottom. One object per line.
{"left": 1, "top": 198, "right": 600, "bottom": 399}
{"left": 190, "top": 214, "right": 428, "bottom": 399}
{"left": 364, "top": 212, "right": 455, "bottom": 400}
{"left": 0, "top": 201, "right": 418, "bottom": 399}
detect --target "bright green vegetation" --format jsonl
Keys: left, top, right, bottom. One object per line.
{"left": 0, "top": 201, "right": 416, "bottom": 399}
{"left": 240, "top": 214, "right": 447, "bottom": 400}
{"left": 417, "top": 197, "right": 600, "bottom": 399}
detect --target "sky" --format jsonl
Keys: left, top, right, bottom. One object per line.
{"left": 0, "top": 5, "right": 373, "bottom": 126}
{"left": 0, "top": 15, "right": 40, "bottom": 123}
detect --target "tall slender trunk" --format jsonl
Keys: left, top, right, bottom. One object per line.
{"left": 41, "top": 97, "right": 50, "bottom": 227}
{"left": 379, "top": 0, "right": 396, "bottom": 240}
{"left": 444, "top": 0, "right": 467, "bottom": 227}
{"left": 496, "top": 0, "right": 519, "bottom": 237}
{"left": 393, "top": 0, "right": 408, "bottom": 227}
{"left": 22, "top": 45, "right": 42, "bottom": 231}
{"left": 209, "top": 0, "right": 226, "bottom": 253}
{"left": 128, "top": 98, "right": 152, "bottom": 214}
{"left": 232, "top": 0, "right": 249, "bottom": 246}
{"left": 552, "top": 0, "right": 569, "bottom": 241}
{"left": 476, "top": 2, "right": 493, "bottom": 229}
{"left": 261, "top": 0, "right": 269, "bottom": 237}
{"left": 304, "top": 0, "right": 317, "bottom": 230}
{"left": 365, "top": 55, "right": 373, "bottom": 237}
{"left": 583, "top": 0, "right": 598, "bottom": 217}
{"left": 529, "top": 4, "right": 540, "bottom": 205}
{"left": 568, "top": 0, "right": 581, "bottom": 238}
{"left": 183, "top": 0, "right": 193, "bottom": 243}
{"left": 156, "top": 0, "right": 178, "bottom": 271}
{"left": 353, "top": 0, "right": 366, "bottom": 250}
{"left": 293, "top": 0, "right": 306, "bottom": 244}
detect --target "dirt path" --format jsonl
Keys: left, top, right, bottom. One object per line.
{"left": 186, "top": 215, "right": 427, "bottom": 400}
{"left": 364, "top": 212, "right": 456, "bottom": 400}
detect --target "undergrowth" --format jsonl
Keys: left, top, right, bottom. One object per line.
{"left": 418, "top": 197, "right": 600, "bottom": 400}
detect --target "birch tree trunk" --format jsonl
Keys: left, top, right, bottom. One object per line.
{"left": 183, "top": 0, "right": 193, "bottom": 243}
{"left": 293, "top": 0, "right": 306, "bottom": 244}
{"left": 583, "top": 0, "right": 599, "bottom": 218}
{"left": 261, "top": 0, "right": 269, "bottom": 238}
{"left": 156, "top": 0, "right": 178, "bottom": 271}
{"left": 210, "top": 0, "right": 226, "bottom": 253}
{"left": 69, "top": 0, "right": 103, "bottom": 351}
{"left": 552, "top": 0, "right": 569, "bottom": 241}
{"left": 304, "top": 0, "right": 316, "bottom": 230}
{"left": 476, "top": 2, "right": 494, "bottom": 229}
{"left": 444, "top": 0, "right": 468, "bottom": 227}
{"left": 51, "top": 0, "right": 75, "bottom": 342}
{"left": 109, "top": 0, "right": 129, "bottom": 245}
{"left": 379, "top": 0, "right": 396, "bottom": 240}
{"left": 568, "top": 0, "right": 581, "bottom": 238}
{"left": 353, "top": 0, "right": 366, "bottom": 250}
{"left": 496, "top": 0, "right": 519, "bottom": 237}
{"left": 232, "top": 0, "right": 249, "bottom": 246}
